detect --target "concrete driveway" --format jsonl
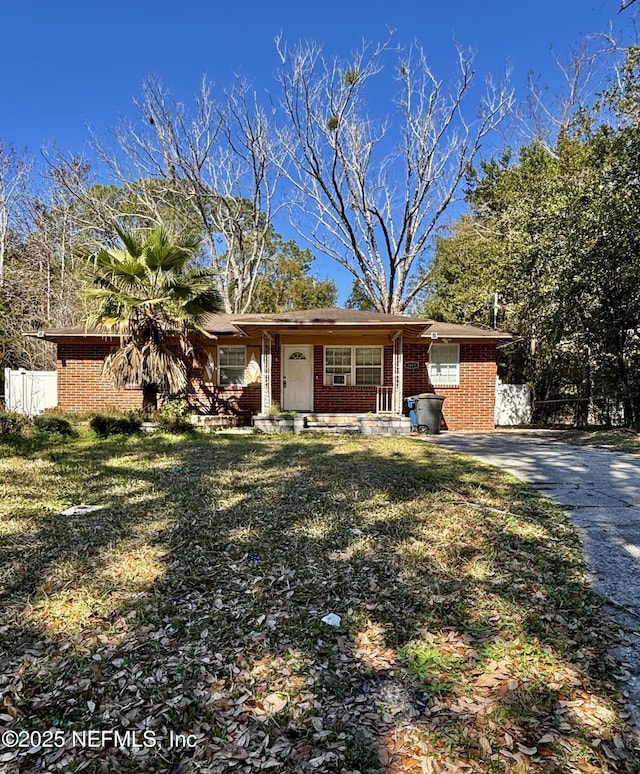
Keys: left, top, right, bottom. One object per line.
{"left": 429, "top": 431, "right": 640, "bottom": 729}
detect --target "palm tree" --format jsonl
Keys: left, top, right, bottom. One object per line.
{"left": 85, "top": 225, "right": 222, "bottom": 408}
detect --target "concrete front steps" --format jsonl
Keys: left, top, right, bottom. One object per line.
{"left": 252, "top": 413, "right": 411, "bottom": 436}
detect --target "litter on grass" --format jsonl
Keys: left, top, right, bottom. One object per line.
{"left": 321, "top": 613, "right": 341, "bottom": 627}
{"left": 60, "top": 505, "right": 105, "bottom": 516}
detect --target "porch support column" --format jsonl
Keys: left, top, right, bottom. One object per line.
{"left": 392, "top": 332, "right": 403, "bottom": 415}
{"left": 261, "top": 331, "right": 273, "bottom": 414}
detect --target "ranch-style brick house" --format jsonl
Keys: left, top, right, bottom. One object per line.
{"left": 41, "top": 308, "right": 513, "bottom": 432}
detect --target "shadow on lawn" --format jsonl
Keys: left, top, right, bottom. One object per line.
{"left": 0, "top": 433, "right": 636, "bottom": 773}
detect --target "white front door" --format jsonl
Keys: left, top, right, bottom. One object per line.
{"left": 282, "top": 345, "right": 313, "bottom": 411}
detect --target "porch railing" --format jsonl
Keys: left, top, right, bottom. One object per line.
{"left": 376, "top": 386, "right": 394, "bottom": 414}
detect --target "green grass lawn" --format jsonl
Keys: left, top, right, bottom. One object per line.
{"left": 0, "top": 429, "right": 638, "bottom": 773}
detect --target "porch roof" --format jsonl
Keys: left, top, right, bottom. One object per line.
{"left": 202, "top": 308, "right": 422, "bottom": 332}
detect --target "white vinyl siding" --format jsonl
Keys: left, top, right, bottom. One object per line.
{"left": 428, "top": 344, "right": 460, "bottom": 387}
{"left": 325, "top": 346, "right": 383, "bottom": 386}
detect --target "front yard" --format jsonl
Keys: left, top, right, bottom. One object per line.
{"left": 561, "top": 429, "right": 640, "bottom": 456}
{"left": 0, "top": 430, "right": 638, "bottom": 772}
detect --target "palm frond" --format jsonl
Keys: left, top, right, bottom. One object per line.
{"left": 87, "top": 224, "right": 221, "bottom": 396}
{"left": 141, "top": 343, "right": 188, "bottom": 394}
{"left": 103, "top": 340, "right": 189, "bottom": 395}
{"left": 85, "top": 313, "right": 128, "bottom": 333}
{"left": 113, "top": 223, "right": 145, "bottom": 259}
{"left": 103, "top": 341, "right": 144, "bottom": 388}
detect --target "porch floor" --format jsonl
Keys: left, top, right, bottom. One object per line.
{"left": 252, "top": 412, "right": 411, "bottom": 436}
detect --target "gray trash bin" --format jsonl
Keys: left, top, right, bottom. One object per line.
{"left": 412, "top": 393, "right": 445, "bottom": 434}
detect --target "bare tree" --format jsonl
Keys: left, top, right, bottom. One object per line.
{"left": 275, "top": 39, "right": 513, "bottom": 314}
{"left": 0, "top": 153, "right": 92, "bottom": 371}
{"left": 522, "top": 33, "right": 622, "bottom": 155}
{"left": 0, "top": 143, "right": 31, "bottom": 286}
{"left": 83, "top": 77, "right": 283, "bottom": 313}
{"left": 27, "top": 167, "right": 95, "bottom": 326}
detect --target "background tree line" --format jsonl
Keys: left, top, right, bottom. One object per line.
{"left": 3, "top": 29, "right": 640, "bottom": 429}
{"left": 0, "top": 34, "right": 516, "bottom": 379}
{"left": 419, "top": 46, "right": 640, "bottom": 426}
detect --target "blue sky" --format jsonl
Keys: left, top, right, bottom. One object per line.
{"left": 1, "top": 0, "right": 637, "bottom": 300}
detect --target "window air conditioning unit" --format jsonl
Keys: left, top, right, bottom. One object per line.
{"left": 430, "top": 332, "right": 439, "bottom": 340}
{"left": 332, "top": 374, "right": 348, "bottom": 385}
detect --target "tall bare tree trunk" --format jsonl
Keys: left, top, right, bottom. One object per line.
{"left": 276, "top": 38, "right": 513, "bottom": 313}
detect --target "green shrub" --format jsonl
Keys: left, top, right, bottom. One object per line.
{"left": 89, "top": 413, "right": 142, "bottom": 438}
{"left": 33, "top": 414, "right": 75, "bottom": 437}
{"left": 0, "top": 411, "right": 29, "bottom": 436}
{"left": 157, "top": 398, "right": 195, "bottom": 434}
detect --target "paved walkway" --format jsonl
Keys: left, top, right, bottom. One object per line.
{"left": 429, "top": 431, "right": 640, "bottom": 731}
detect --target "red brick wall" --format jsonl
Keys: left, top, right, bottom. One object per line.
{"left": 56, "top": 337, "right": 497, "bottom": 430}
{"left": 187, "top": 342, "right": 263, "bottom": 420}
{"left": 272, "top": 352, "right": 282, "bottom": 408}
{"left": 311, "top": 345, "right": 391, "bottom": 413}
{"left": 57, "top": 339, "right": 261, "bottom": 419}
{"left": 402, "top": 342, "right": 431, "bottom": 397}
{"left": 449, "top": 342, "right": 498, "bottom": 431}
{"left": 310, "top": 341, "right": 496, "bottom": 429}
{"left": 401, "top": 341, "right": 497, "bottom": 431}
{"left": 57, "top": 340, "right": 144, "bottom": 412}
{"left": 188, "top": 365, "right": 261, "bottom": 421}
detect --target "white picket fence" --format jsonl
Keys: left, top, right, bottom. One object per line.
{"left": 494, "top": 379, "right": 532, "bottom": 426}
{"left": 3, "top": 369, "right": 57, "bottom": 416}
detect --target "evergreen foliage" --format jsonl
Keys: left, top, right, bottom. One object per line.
{"left": 33, "top": 415, "right": 75, "bottom": 436}
{"left": 89, "top": 413, "right": 142, "bottom": 438}
{"left": 419, "top": 104, "right": 640, "bottom": 426}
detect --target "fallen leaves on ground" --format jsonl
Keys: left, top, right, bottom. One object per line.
{"left": 0, "top": 431, "right": 637, "bottom": 772}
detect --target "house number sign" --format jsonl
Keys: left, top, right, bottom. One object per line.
{"left": 404, "top": 361, "right": 420, "bottom": 369}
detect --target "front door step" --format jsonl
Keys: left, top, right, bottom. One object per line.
{"left": 253, "top": 414, "right": 411, "bottom": 435}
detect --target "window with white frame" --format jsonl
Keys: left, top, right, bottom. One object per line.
{"left": 428, "top": 343, "right": 460, "bottom": 387}
{"left": 325, "top": 347, "right": 351, "bottom": 384}
{"left": 325, "top": 346, "right": 383, "bottom": 386}
{"left": 218, "top": 345, "right": 247, "bottom": 386}
{"left": 355, "top": 346, "right": 383, "bottom": 385}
